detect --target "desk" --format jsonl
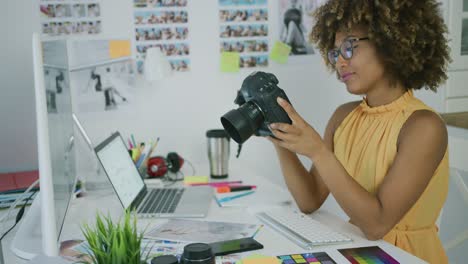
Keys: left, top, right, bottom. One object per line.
{"left": 1, "top": 165, "right": 427, "bottom": 263}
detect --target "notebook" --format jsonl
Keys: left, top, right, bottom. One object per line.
{"left": 94, "top": 132, "right": 212, "bottom": 218}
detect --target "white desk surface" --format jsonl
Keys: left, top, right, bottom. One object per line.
{"left": 1, "top": 165, "right": 427, "bottom": 264}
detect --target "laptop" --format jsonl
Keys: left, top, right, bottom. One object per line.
{"left": 94, "top": 132, "right": 212, "bottom": 218}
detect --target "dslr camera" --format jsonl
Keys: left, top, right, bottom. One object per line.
{"left": 221, "top": 71, "right": 292, "bottom": 144}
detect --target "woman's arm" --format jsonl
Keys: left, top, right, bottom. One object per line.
{"left": 272, "top": 144, "right": 327, "bottom": 213}
{"left": 271, "top": 101, "right": 360, "bottom": 213}
{"left": 270, "top": 98, "right": 447, "bottom": 240}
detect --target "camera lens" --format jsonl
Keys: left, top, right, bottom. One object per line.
{"left": 151, "top": 255, "right": 179, "bottom": 264}
{"left": 221, "top": 101, "right": 264, "bottom": 144}
{"left": 181, "top": 243, "right": 215, "bottom": 264}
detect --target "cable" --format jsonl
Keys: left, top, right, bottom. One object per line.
{"left": 0, "top": 189, "right": 37, "bottom": 241}
{"left": 162, "top": 171, "right": 184, "bottom": 187}
{"left": 0, "top": 179, "right": 40, "bottom": 227}
{"left": 184, "top": 158, "right": 196, "bottom": 176}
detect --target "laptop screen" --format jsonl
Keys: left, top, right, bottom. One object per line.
{"left": 95, "top": 133, "right": 145, "bottom": 209}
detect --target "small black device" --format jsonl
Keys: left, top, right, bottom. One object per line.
{"left": 221, "top": 71, "right": 292, "bottom": 144}
{"left": 209, "top": 237, "right": 264, "bottom": 256}
{"left": 180, "top": 243, "right": 215, "bottom": 264}
{"left": 151, "top": 243, "right": 216, "bottom": 264}
{"left": 151, "top": 255, "right": 179, "bottom": 264}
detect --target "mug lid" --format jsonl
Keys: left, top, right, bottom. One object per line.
{"left": 206, "top": 129, "right": 229, "bottom": 138}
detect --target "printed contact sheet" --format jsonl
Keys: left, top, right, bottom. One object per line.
{"left": 133, "top": 0, "right": 190, "bottom": 73}
{"left": 218, "top": 0, "right": 270, "bottom": 69}
{"left": 39, "top": 0, "right": 102, "bottom": 37}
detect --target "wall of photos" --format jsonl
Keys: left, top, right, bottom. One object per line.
{"left": 40, "top": 0, "right": 102, "bottom": 37}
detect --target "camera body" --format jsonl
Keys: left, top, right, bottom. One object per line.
{"left": 236, "top": 71, "right": 292, "bottom": 137}
{"left": 221, "top": 71, "right": 292, "bottom": 144}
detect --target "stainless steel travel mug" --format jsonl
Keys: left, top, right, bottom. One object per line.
{"left": 206, "top": 129, "right": 230, "bottom": 179}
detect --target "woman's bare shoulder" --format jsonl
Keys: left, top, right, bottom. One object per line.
{"left": 329, "top": 101, "right": 361, "bottom": 130}
{"left": 324, "top": 100, "right": 361, "bottom": 145}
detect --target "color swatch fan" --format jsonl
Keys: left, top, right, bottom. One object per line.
{"left": 277, "top": 252, "right": 336, "bottom": 264}
{"left": 338, "top": 246, "right": 399, "bottom": 264}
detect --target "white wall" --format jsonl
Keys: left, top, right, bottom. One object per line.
{"left": 73, "top": 0, "right": 360, "bottom": 186}
{"left": 0, "top": 0, "right": 446, "bottom": 219}
{"left": 0, "top": 1, "right": 40, "bottom": 172}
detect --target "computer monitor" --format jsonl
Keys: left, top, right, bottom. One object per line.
{"left": 10, "top": 34, "right": 77, "bottom": 259}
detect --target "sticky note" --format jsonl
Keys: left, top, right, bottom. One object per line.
{"left": 270, "top": 41, "right": 292, "bottom": 64}
{"left": 184, "top": 176, "right": 209, "bottom": 185}
{"left": 236, "top": 254, "right": 281, "bottom": 264}
{"left": 109, "top": 40, "right": 131, "bottom": 59}
{"left": 220, "top": 52, "right": 240, "bottom": 72}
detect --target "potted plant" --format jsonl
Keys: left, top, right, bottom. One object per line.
{"left": 79, "top": 210, "right": 151, "bottom": 264}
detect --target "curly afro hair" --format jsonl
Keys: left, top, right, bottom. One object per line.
{"left": 310, "top": 0, "right": 451, "bottom": 92}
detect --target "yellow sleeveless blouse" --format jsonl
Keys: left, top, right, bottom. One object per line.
{"left": 333, "top": 90, "right": 449, "bottom": 263}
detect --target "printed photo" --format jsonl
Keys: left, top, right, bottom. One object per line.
{"left": 279, "top": 0, "right": 324, "bottom": 55}
{"left": 135, "top": 27, "right": 188, "bottom": 41}
{"left": 148, "top": 0, "right": 188, "bottom": 7}
{"left": 70, "top": 21, "right": 100, "bottom": 35}
{"left": 40, "top": 5, "right": 55, "bottom": 18}
{"left": 72, "top": 4, "right": 86, "bottom": 18}
{"left": 72, "top": 64, "right": 134, "bottom": 112}
{"left": 134, "top": 10, "right": 188, "bottom": 24}
{"left": 137, "top": 43, "right": 190, "bottom": 57}
{"left": 240, "top": 55, "right": 268, "bottom": 68}
{"left": 42, "top": 23, "right": 54, "bottom": 35}
{"left": 87, "top": 3, "right": 100, "bottom": 17}
{"left": 219, "top": 0, "right": 267, "bottom": 6}
{"left": 42, "top": 22, "right": 73, "bottom": 36}
{"left": 44, "top": 67, "right": 70, "bottom": 114}
{"left": 169, "top": 59, "right": 190, "bottom": 72}
{"left": 221, "top": 40, "right": 268, "bottom": 53}
{"left": 57, "top": 22, "right": 73, "bottom": 35}
{"left": 220, "top": 24, "right": 268, "bottom": 38}
{"left": 462, "top": 19, "right": 468, "bottom": 56}
{"left": 134, "top": 0, "right": 147, "bottom": 8}
{"left": 219, "top": 9, "right": 268, "bottom": 22}
{"left": 54, "top": 4, "right": 72, "bottom": 18}
{"left": 80, "top": 21, "right": 101, "bottom": 35}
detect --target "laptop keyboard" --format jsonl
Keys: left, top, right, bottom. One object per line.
{"left": 138, "top": 188, "right": 185, "bottom": 214}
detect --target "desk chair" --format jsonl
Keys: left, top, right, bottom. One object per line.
{"left": 439, "top": 168, "right": 468, "bottom": 263}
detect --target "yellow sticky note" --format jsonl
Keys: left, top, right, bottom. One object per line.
{"left": 236, "top": 254, "right": 280, "bottom": 264}
{"left": 109, "top": 40, "right": 131, "bottom": 59}
{"left": 184, "top": 176, "right": 209, "bottom": 185}
{"left": 270, "top": 41, "right": 292, "bottom": 64}
{"left": 220, "top": 52, "right": 240, "bottom": 73}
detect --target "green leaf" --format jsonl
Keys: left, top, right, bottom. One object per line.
{"left": 79, "top": 210, "right": 145, "bottom": 264}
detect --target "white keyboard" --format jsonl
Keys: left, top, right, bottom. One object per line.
{"left": 256, "top": 209, "right": 352, "bottom": 249}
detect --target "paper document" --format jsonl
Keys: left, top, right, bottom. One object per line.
{"left": 145, "top": 219, "right": 261, "bottom": 243}
{"left": 214, "top": 187, "right": 291, "bottom": 207}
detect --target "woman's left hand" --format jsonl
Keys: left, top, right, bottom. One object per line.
{"left": 268, "top": 97, "right": 326, "bottom": 160}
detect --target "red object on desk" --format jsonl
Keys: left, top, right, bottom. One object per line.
{"left": 0, "top": 170, "right": 39, "bottom": 192}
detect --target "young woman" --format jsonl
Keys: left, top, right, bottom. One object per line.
{"left": 268, "top": 1, "right": 451, "bottom": 263}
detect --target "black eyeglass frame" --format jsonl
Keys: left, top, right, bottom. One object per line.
{"left": 328, "top": 37, "right": 369, "bottom": 65}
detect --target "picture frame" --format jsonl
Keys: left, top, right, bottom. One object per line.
{"left": 448, "top": 0, "right": 468, "bottom": 70}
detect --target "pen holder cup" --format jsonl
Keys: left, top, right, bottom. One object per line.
{"left": 206, "top": 129, "right": 230, "bottom": 179}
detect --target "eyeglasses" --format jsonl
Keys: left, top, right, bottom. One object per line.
{"left": 327, "top": 37, "right": 369, "bottom": 65}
